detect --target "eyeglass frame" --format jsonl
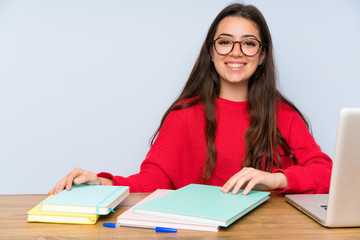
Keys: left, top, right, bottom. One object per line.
{"left": 212, "top": 37, "right": 266, "bottom": 57}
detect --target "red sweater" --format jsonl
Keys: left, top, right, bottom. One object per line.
{"left": 98, "top": 98, "right": 332, "bottom": 193}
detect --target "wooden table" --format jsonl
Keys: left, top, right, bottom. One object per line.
{"left": 0, "top": 192, "right": 359, "bottom": 239}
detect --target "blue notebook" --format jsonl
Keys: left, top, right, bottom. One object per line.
{"left": 41, "top": 185, "right": 129, "bottom": 215}
{"left": 134, "top": 184, "right": 270, "bottom": 227}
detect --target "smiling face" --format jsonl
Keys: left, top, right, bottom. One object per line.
{"left": 212, "top": 16, "right": 265, "bottom": 101}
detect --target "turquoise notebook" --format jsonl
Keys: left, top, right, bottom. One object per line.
{"left": 41, "top": 185, "right": 129, "bottom": 215}
{"left": 134, "top": 184, "right": 270, "bottom": 227}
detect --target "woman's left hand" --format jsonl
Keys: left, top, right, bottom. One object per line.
{"left": 221, "top": 167, "right": 289, "bottom": 195}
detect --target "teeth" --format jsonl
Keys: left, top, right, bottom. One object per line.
{"left": 227, "top": 63, "right": 244, "bottom": 68}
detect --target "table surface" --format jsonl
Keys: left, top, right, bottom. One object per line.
{"left": 0, "top": 192, "right": 359, "bottom": 240}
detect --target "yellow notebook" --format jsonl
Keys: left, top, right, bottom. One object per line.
{"left": 27, "top": 196, "right": 100, "bottom": 224}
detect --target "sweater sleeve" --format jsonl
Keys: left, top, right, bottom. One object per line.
{"left": 98, "top": 109, "right": 189, "bottom": 193}
{"left": 274, "top": 113, "right": 333, "bottom": 194}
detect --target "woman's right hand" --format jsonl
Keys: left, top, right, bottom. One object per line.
{"left": 48, "top": 167, "right": 101, "bottom": 195}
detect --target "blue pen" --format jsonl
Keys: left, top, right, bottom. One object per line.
{"left": 103, "top": 223, "right": 177, "bottom": 233}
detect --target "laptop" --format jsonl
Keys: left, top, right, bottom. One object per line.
{"left": 285, "top": 108, "right": 360, "bottom": 227}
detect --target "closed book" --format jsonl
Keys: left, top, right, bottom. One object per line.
{"left": 41, "top": 184, "right": 129, "bottom": 215}
{"left": 117, "top": 189, "right": 219, "bottom": 232}
{"left": 134, "top": 184, "right": 270, "bottom": 227}
{"left": 27, "top": 196, "right": 100, "bottom": 224}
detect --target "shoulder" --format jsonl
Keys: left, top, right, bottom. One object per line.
{"left": 174, "top": 97, "right": 204, "bottom": 114}
{"left": 177, "top": 96, "right": 202, "bottom": 107}
{"left": 165, "top": 98, "right": 204, "bottom": 124}
{"left": 276, "top": 100, "right": 318, "bottom": 149}
{"left": 277, "top": 100, "right": 301, "bottom": 119}
{"left": 157, "top": 98, "right": 205, "bottom": 142}
{"left": 276, "top": 100, "right": 308, "bottom": 130}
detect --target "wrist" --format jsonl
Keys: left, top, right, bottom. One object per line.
{"left": 274, "top": 173, "right": 289, "bottom": 190}
{"left": 98, "top": 177, "right": 113, "bottom": 186}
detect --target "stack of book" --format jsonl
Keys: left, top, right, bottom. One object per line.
{"left": 117, "top": 184, "right": 270, "bottom": 232}
{"left": 27, "top": 184, "right": 129, "bottom": 225}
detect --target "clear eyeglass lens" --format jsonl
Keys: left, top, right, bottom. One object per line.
{"left": 215, "top": 38, "right": 260, "bottom": 56}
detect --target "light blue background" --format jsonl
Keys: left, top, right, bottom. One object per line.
{"left": 0, "top": 0, "right": 359, "bottom": 194}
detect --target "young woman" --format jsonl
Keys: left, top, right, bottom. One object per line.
{"left": 50, "top": 3, "right": 332, "bottom": 196}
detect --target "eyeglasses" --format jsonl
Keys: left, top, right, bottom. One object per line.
{"left": 213, "top": 37, "right": 264, "bottom": 56}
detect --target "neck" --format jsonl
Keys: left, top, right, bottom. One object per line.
{"left": 219, "top": 80, "right": 248, "bottom": 102}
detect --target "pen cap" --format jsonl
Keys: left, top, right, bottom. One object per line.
{"left": 103, "top": 223, "right": 117, "bottom": 228}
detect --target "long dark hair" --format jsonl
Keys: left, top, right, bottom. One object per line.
{"left": 150, "top": 3, "right": 309, "bottom": 183}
